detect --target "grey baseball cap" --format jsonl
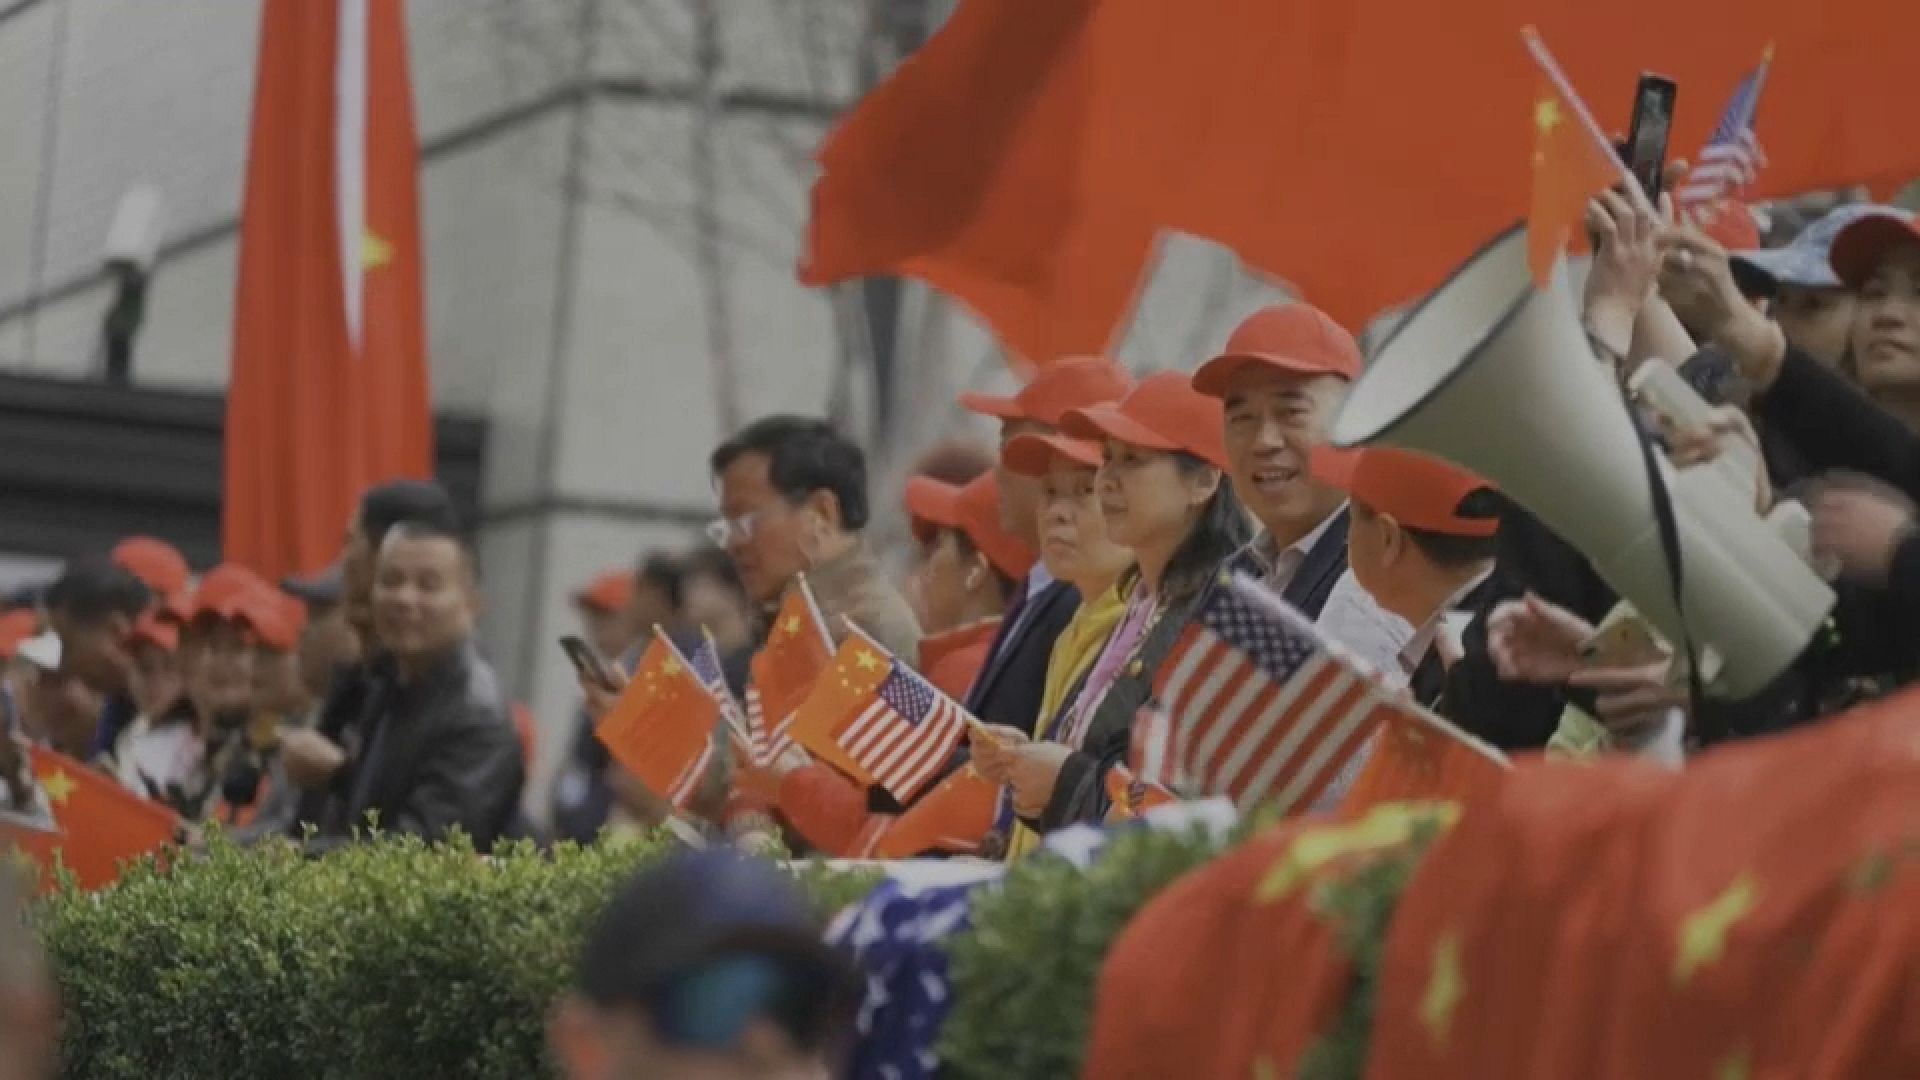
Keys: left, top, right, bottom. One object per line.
{"left": 1732, "top": 204, "right": 1907, "bottom": 290}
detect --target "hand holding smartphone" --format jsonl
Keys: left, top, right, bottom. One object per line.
{"left": 560, "top": 635, "right": 620, "bottom": 692}
{"left": 1622, "top": 73, "right": 1677, "bottom": 203}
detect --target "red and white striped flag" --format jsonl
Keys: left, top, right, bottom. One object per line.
{"left": 787, "top": 627, "right": 972, "bottom": 803}
{"left": 1675, "top": 47, "right": 1773, "bottom": 225}
{"left": 744, "top": 577, "right": 835, "bottom": 769}
{"left": 1152, "top": 573, "right": 1389, "bottom": 814}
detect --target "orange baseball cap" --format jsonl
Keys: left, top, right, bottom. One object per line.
{"left": 1192, "top": 304, "right": 1362, "bottom": 398}
{"left": 188, "top": 563, "right": 302, "bottom": 650}
{"left": 1829, "top": 209, "right": 1920, "bottom": 289}
{"left": 1060, "top": 371, "right": 1229, "bottom": 470}
{"left": 905, "top": 472, "right": 1038, "bottom": 581}
{"left": 1000, "top": 432, "right": 1103, "bottom": 476}
{"left": 1313, "top": 447, "right": 1497, "bottom": 537}
{"left": 959, "top": 356, "right": 1136, "bottom": 427}
{"left": 112, "top": 536, "right": 191, "bottom": 598}
{"left": 128, "top": 612, "right": 181, "bottom": 653}
{"left": 0, "top": 609, "right": 39, "bottom": 659}
{"left": 574, "top": 571, "right": 636, "bottom": 615}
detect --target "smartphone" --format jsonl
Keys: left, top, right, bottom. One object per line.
{"left": 559, "top": 635, "right": 618, "bottom": 691}
{"left": 1621, "top": 73, "right": 1677, "bottom": 202}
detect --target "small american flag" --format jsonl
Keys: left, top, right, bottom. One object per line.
{"left": 689, "top": 631, "right": 751, "bottom": 746}
{"left": 843, "top": 662, "right": 968, "bottom": 802}
{"left": 1675, "top": 49, "right": 1772, "bottom": 222}
{"left": 743, "top": 685, "right": 797, "bottom": 768}
{"left": 1152, "top": 573, "right": 1387, "bottom": 813}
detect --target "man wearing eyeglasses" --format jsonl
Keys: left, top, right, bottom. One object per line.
{"left": 707, "top": 416, "right": 921, "bottom": 661}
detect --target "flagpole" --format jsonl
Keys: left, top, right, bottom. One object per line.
{"left": 1520, "top": 27, "right": 1646, "bottom": 210}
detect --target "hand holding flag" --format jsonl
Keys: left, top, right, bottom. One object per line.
{"left": 1522, "top": 27, "right": 1636, "bottom": 284}
{"left": 787, "top": 626, "right": 973, "bottom": 804}
{"left": 595, "top": 631, "right": 723, "bottom": 810}
{"left": 1, "top": 747, "right": 178, "bottom": 893}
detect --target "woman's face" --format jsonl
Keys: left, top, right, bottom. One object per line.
{"left": 911, "top": 529, "right": 976, "bottom": 635}
{"left": 1038, "top": 463, "right": 1133, "bottom": 590}
{"left": 128, "top": 642, "right": 184, "bottom": 719}
{"left": 186, "top": 620, "right": 256, "bottom": 719}
{"left": 1774, "top": 286, "right": 1855, "bottom": 371}
{"left": 1851, "top": 244, "right": 1920, "bottom": 396}
{"left": 1097, "top": 440, "right": 1207, "bottom": 552}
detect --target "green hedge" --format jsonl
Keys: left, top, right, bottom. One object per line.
{"left": 32, "top": 831, "right": 876, "bottom": 1080}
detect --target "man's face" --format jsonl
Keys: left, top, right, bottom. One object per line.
{"left": 1773, "top": 286, "right": 1855, "bottom": 370}
{"left": 371, "top": 535, "right": 477, "bottom": 664}
{"left": 993, "top": 419, "right": 1049, "bottom": 542}
{"left": 715, "top": 454, "right": 809, "bottom": 606}
{"left": 46, "top": 610, "right": 134, "bottom": 698}
{"left": 297, "top": 603, "right": 361, "bottom": 698}
{"left": 20, "top": 668, "right": 101, "bottom": 759}
{"left": 1220, "top": 368, "right": 1348, "bottom": 536}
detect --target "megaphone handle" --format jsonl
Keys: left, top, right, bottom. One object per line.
{"left": 1620, "top": 385, "right": 1712, "bottom": 742}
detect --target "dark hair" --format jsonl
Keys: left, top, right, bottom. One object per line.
{"left": 381, "top": 519, "right": 475, "bottom": 566}
{"left": 45, "top": 557, "right": 151, "bottom": 625}
{"left": 359, "top": 480, "right": 458, "bottom": 548}
{"left": 636, "top": 553, "right": 686, "bottom": 611}
{"left": 1157, "top": 454, "right": 1254, "bottom": 602}
{"left": 1402, "top": 489, "right": 1503, "bottom": 568}
{"left": 710, "top": 416, "right": 870, "bottom": 532}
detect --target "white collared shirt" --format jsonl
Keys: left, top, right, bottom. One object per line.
{"left": 1394, "top": 566, "right": 1496, "bottom": 684}
{"left": 1248, "top": 505, "right": 1345, "bottom": 593}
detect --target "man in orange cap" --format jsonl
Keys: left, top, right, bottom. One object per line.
{"left": 1193, "top": 304, "right": 1359, "bottom": 620}
{"left": 956, "top": 356, "right": 1134, "bottom": 732}
{"left": 1316, "top": 447, "right": 1501, "bottom": 708}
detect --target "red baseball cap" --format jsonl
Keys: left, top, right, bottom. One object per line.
{"left": 1313, "top": 447, "right": 1497, "bottom": 537}
{"left": 113, "top": 536, "right": 191, "bottom": 598}
{"left": 1192, "top": 304, "right": 1362, "bottom": 398}
{"left": 574, "top": 571, "right": 636, "bottom": 615}
{"left": 189, "top": 564, "right": 302, "bottom": 650}
{"left": 1061, "top": 371, "right": 1229, "bottom": 470}
{"left": 959, "top": 356, "right": 1136, "bottom": 427}
{"left": 1000, "top": 432, "right": 1103, "bottom": 477}
{"left": 905, "top": 473, "right": 1038, "bottom": 581}
{"left": 1829, "top": 209, "right": 1920, "bottom": 290}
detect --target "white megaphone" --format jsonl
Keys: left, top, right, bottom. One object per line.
{"left": 1329, "top": 224, "right": 1833, "bottom": 698}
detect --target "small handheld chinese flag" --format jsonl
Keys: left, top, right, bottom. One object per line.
{"left": 745, "top": 576, "right": 837, "bottom": 769}
{"left": 1523, "top": 27, "right": 1630, "bottom": 285}
{"left": 862, "top": 765, "right": 1001, "bottom": 859}
{"left": 1, "top": 746, "right": 178, "bottom": 893}
{"left": 595, "top": 632, "right": 721, "bottom": 809}
{"left": 1339, "top": 707, "right": 1509, "bottom": 815}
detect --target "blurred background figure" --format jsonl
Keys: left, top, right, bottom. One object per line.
{"left": 1731, "top": 204, "right": 1892, "bottom": 373}
{"left": 550, "top": 850, "right": 859, "bottom": 1080}
{"left": 681, "top": 547, "right": 755, "bottom": 678}
{"left": 42, "top": 558, "right": 151, "bottom": 761}
{"left": 574, "top": 569, "right": 639, "bottom": 667}
{"left": 281, "top": 563, "right": 362, "bottom": 728}
{"left": 903, "top": 472, "right": 1035, "bottom": 699}
{"left": 110, "top": 536, "right": 193, "bottom": 612}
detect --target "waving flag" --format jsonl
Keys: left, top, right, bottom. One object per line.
{"left": 1, "top": 747, "right": 178, "bottom": 893}
{"left": 1676, "top": 48, "right": 1773, "bottom": 223}
{"left": 745, "top": 577, "right": 836, "bottom": 768}
{"left": 225, "top": 0, "right": 432, "bottom": 580}
{"left": 1523, "top": 27, "right": 1632, "bottom": 284}
{"left": 1154, "top": 574, "right": 1387, "bottom": 814}
{"left": 595, "top": 632, "right": 721, "bottom": 809}
{"left": 1340, "top": 707, "right": 1509, "bottom": 815}
{"left": 788, "top": 628, "right": 971, "bottom": 803}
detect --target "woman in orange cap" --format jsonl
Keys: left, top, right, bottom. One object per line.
{"left": 980, "top": 428, "right": 1136, "bottom": 858}
{"left": 975, "top": 371, "right": 1251, "bottom": 832}
{"left": 904, "top": 471, "right": 1035, "bottom": 698}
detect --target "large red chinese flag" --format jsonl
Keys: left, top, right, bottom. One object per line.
{"left": 1524, "top": 31, "right": 1631, "bottom": 285}
{"left": 0, "top": 747, "right": 178, "bottom": 894}
{"left": 226, "top": 0, "right": 432, "bottom": 580}
{"left": 803, "top": 0, "right": 1920, "bottom": 364}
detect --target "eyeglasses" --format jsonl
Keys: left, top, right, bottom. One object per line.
{"left": 704, "top": 506, "right": 776, "bottom": 547}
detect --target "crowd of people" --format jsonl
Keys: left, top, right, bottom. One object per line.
{"left": 5, "top": 189, "right": 1920, "bottom": 1076}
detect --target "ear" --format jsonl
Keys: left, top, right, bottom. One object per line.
{"left": 1188, "top": 466, "right": 1223, "bottom": 509}
{"left": 1376, "top": 513, "right": 1407, "bottom": 566}
{"left": 802, "top": 488, "right": 844, "bottom": 533}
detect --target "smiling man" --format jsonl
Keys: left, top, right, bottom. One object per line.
{"left": 1192, "top": 303, "right": 1360, "bottom": 618}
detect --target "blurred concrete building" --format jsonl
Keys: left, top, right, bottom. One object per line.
{"left": 0, "top": 0, "right": 1285, "bottom": 815}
